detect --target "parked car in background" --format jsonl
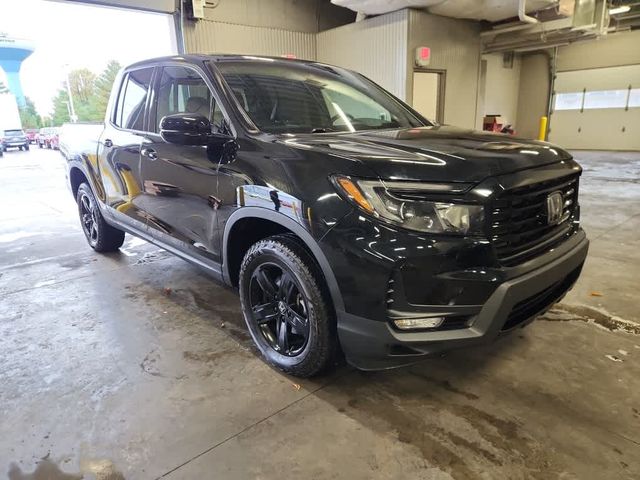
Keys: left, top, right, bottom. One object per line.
{"left": 49, "top": 128, "right": 60, "bottom": 150}
{"left": 37, "top": 127, "right": 60, "bottom": 149}
{"left": 37, "top": 128, "right": 50, "bottom": 148}
{"left": 63, "top": 55, "right": 589, "bottom": 377}
{"left": 25, "top": 129, "right": 38, "bottom": 144}
{"left": 1, "top": 129, "right": 29, "bottom": 152}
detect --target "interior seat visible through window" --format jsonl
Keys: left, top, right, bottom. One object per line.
{"left": 154, "top": 65, "right": 226, "bottom": 134}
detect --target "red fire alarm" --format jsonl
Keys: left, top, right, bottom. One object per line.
{"left": 415, "top": 46, "right": 431, "bottom": 67}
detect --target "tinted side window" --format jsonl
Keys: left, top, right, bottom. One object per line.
{"left": 155, "top": 66, "right": 225, "bottom": 133}
{"left": 114, "top": 67, "right": 154, "bottom": 131}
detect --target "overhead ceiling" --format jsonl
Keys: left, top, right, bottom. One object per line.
{"left": 331, "top": 0, "right": 559, "bottom": 22}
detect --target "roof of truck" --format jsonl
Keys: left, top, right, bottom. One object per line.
{"left": 126, "top": 54, "right": 318, "bottom": 70}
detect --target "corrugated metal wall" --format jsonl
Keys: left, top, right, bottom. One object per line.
{"left": 407, "top": 10, "right": 481, "bottom": 129}
{"left": 316, "top": 10, "right": 409, "bottom": 101}
{"left": 184, "top": 21, "right": 316, "bottom": 60}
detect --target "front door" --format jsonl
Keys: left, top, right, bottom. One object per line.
{"left": 139, "top": 64, "right": 229, "bottom": 264}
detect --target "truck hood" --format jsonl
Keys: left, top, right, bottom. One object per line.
{"left": 281, "top": 126, "right": 572, "bottom": 183}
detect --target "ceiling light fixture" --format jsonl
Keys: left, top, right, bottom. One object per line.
{"left": 609, "top": 5, "right": 631, "bottom": 15}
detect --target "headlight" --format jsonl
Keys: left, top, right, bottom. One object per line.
{"left": 332, "top": 176, "right": 484, "bottom": 235}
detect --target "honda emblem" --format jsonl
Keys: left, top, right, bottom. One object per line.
{"left": 546, "top": 191, "right": 563, "bottom": 225}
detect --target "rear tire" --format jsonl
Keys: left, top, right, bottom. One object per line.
{"left": 76, "top": 183, "right": 125, "bottom": 252}
{"left": 239, "top": 235, "right": 337, "bottom": 377}
{"left": 24, "top": 145, "right": 29, "bottom": 151}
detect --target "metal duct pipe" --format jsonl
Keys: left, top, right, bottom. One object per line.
{"left": 519, "top": 0, "right": 540, "bottom": 23}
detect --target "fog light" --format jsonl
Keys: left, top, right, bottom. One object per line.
{"left": 393, "top": 317, "right": 444, "bottom": 330}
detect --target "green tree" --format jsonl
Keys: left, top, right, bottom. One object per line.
{"left": 19, "top": 97, "right": 42, "bottom": 129}
{"left": 48, "top": 61, "right": 122, "bottom": 125}
{"left": 51, "top": 88, "right": 71, "bottom": 125}
{"left": 68, "top": 68, "right": 96, "bottom": 104}
{"left": 88, "top": 60, "right": 121, "bottom": 121}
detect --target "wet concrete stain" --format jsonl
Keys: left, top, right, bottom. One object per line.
{"left": 407, "top": 371, "right": 480, "bottom": 401}
{"left": 133, "top": 251, "right": 172, "bottom": 266}
{"left": 183, "top": 288, "right": 251, "bottom": 343}
{"left": 140, "top": 349, "right": 164, "bottom": 377}
{"left": 58, "top": 258, "right": 89, "bottom": 271}
{"left": 183, "top": 348, "right": 239, "bottom": 364}
{"left": 326, "top": 372, "right": 553, "bottom": 480}
{"left": 7, "top": 458, "right": 124, "bottom": 480}
{"left": 542, "top": 304, "right": 640, "bottom": 335}
{"left": 121, "top": 281, "right": 251, "bottom": 346}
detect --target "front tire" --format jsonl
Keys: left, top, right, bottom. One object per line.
{"left": 24, "top": 144, "right": 29, "bottom": 151}
{"left": 76, "top": 183, "right": 125, "bottom": 252}
{"left": 239, "top": 235, "right": 337, "bottom": 377}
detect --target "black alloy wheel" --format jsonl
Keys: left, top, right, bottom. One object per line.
{"left": 239, "top": 235, "right": 337, "bottom": 377}
{"left": 249, "top": 263, "right": 310, "bottom": 357}
{"left": 79, "top": 190, "right": 99, "bottom": 247}
{"left": 76, "top": 183, "right": 125, "bottom": 252}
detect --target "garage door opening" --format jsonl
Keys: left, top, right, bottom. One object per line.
{"left": 0, "top": 0, "right": 177, "bottom": 128}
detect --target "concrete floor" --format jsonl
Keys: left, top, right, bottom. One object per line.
{"left": 1, "top": 148, "right": 639, "bottom": 480}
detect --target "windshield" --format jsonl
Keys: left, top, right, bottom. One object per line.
{"left": 214, "top": 60, "right": 428, "bottom": 134}
{"left": 5, "top": 130, "right": 24, "bottom": 137}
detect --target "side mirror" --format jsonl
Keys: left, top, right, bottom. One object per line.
{"left": 160, "top": 113, "right": 211, "bottom": 146}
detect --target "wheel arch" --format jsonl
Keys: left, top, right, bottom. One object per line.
{"left": 223, "top": 208, "right": 345, "bottom": 313}
{"left": 69, "top": 166, "right": 89, "bottom": 198}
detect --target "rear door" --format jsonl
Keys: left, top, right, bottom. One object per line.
{"left": 139, "top": 63, "right": 229, "bottom": 265}
{"left": 98, "top": 66, "right": 155, "bottom": 230}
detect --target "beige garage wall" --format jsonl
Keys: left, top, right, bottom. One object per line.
{"left": 316, "top": 10, "right": 409, "bottom": 100}
{"left": 555, "top": 30, "right": 640, "bottom": 72}
{"left": 407, "top": 10, "right": 481, "bottom": 129}
{"left": 183, "top": 0, "right": 354, "bottom": 60}
{"left": 184, "top": 21, "right": 316, "bottom": 60}
{"left": 515, "top": 53, "right": 550, "bottom": 139}
{"left": 480, "top": 53, "right": 522, "bottom": 128}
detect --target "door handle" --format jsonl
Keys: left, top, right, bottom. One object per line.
{"left": 141, "top": 147, "right": 158, "bottom": 160}
{"left": 103, "top": 138, "right": 113, "bottom": 148}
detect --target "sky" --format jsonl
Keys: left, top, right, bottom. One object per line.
{"left": 0, "top": 0, "right": 177, "bottom": 116}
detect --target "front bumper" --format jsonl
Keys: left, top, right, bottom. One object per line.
{"left": 335, "top": 230, "right": 588, "bottom": 370}
{"left": 3, "top": 142, "right": 27, "bottom": 148}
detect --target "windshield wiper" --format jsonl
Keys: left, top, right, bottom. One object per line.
{"left": 310, "top": 127, "right": 335, "bottom": 134}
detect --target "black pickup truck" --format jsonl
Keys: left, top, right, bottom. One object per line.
{"left": 64, "top": 55, "right": 588, "bottom": 377}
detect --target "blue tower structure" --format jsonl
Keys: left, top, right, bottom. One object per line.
{"left": 0, "top": 33, "right": 34, "bottom": 107}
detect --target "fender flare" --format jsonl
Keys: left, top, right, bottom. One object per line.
{"left": 222, "top": 207, "right": 345, "bottom": 313}
{"left": 68, "top": 157, "right": 109, "bottom": 207}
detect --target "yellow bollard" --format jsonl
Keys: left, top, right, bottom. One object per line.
{"left": 538, "top": 116, "right": 548, "bottom": 141}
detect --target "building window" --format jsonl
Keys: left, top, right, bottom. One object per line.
{"left": 583, "top": 89, "right": 628, "bottom": 109}
{"left": 554, "top": 92, "right": 583, "bottom": 111}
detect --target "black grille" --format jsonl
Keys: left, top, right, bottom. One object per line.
{"left": 488, "top": 174, "right": 579, "bottom": 266}
{"left": 501, "top": 266, "right": 582, "bottom": 331}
